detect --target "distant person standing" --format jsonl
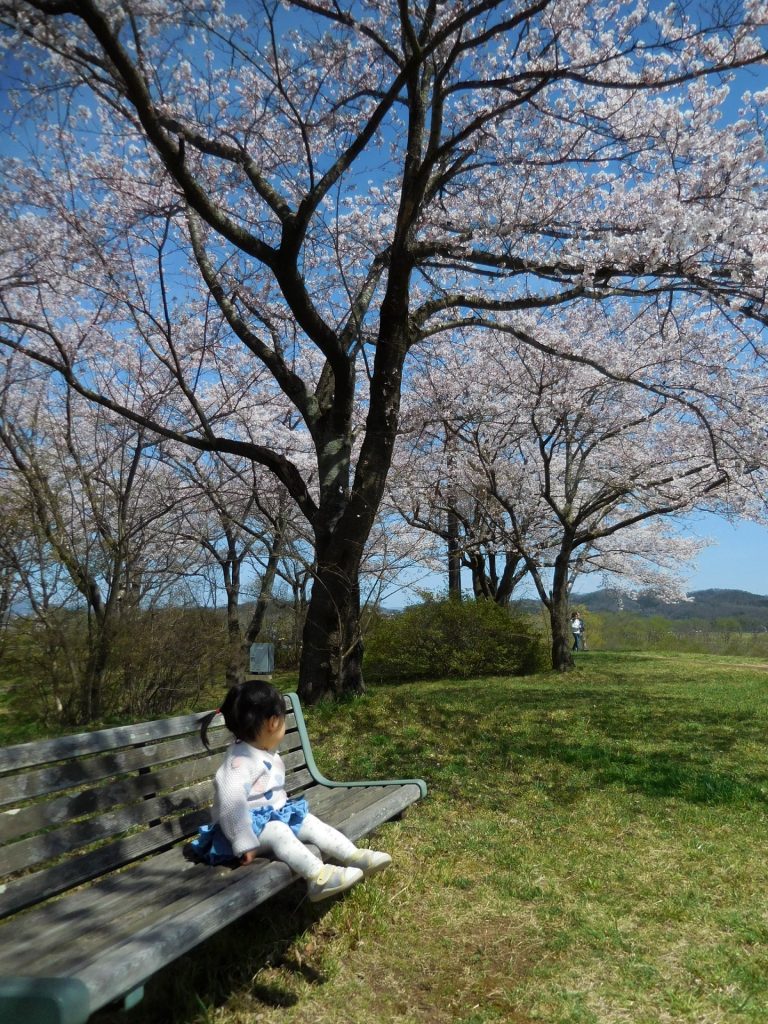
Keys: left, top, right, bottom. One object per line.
{"left": 571, "top": 612, "right": 585, "bottom": 651}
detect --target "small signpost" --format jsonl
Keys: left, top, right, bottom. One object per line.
{"left": 248, "top": 642, "right": 275, "bottom": 678}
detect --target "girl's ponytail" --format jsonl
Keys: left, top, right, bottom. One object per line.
{"left": 199, "top": 709, "right": 220, "bottom": 750}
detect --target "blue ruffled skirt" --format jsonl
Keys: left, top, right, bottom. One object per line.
{"left": 188, "top": 797, "right": 309, "bottom": 866}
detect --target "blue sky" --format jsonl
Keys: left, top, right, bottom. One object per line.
{"left": 680, "top": 515, "right": 768, "bottom": 595}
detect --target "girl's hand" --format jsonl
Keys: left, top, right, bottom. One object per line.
{"left": 240, "top": 850, "right": 257, "bottom": 865}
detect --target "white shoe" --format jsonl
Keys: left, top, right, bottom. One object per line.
{"left": 306, "top": 864, "right": 364, "bottom": 902}
{"left": 347, "top": 849, "right": 392, "bottom": 877}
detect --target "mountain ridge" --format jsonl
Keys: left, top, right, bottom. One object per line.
{"left": 568, "top": 588, "right": 768, "bottom": 629}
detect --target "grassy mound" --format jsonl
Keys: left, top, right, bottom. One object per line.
{"left": 58, "top": 652, "right": 768, "bottom": 1023}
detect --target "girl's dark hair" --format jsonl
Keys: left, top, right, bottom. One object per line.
{"left": 199, "top": 680, "right": 286, "bottom": 750}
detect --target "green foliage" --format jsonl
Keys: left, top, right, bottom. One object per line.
{"left": 0, "top": 606, "right": 225, "bottom": 729}
{"left": 593, "top": 610, "right": 768, "bottom": 657}
{"left": 363, "top": 597, "right": 548, "bottom": 683}
{"left": 579, "top": 607, "right": 602, "bottom": 649}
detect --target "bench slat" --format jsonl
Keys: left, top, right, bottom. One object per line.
{"left": 336, "top": 783, "right": 422, "bottom": 841}
{"left": 0, "top": 787, "right": 330, "bottom": 960}
{"left": 0, "top": 783, "right": 405, "bottom": 968}
{"left": 309, "top": 783, "right": 422, "bottom": 840}
{"left": 1, "top": 762, "right": 314, "bottom": 885}
{"left": 0, "top": 730, "right": 227, "bottom": 808}
{"left": 74, "top": 782, "right": 423, "bottom": 1012}
{"left": 1, "top": 756, "right": 215, "bottom": 845}
{"left": 2, "top": 779, "right": 214, "bottom": 877}
{"left": 0, "top": 738, "right": 309, "bottom": 846}
{"left": 6, "top": 843, "right": 291, "bottom": 977}
{"left": 0, "top": 724, "right": 304, "bottom": 810}
{"left": 0, "top": 713, "right": 214, "bottom": 773}
{"left": 78, "top": 858, "right": 297, "bottom": 1009}
{"left": 0, "top": 709, "right": 297, "bottom": 775}
{"left": 0, "top": 808, "right": 210, "bottom": 919}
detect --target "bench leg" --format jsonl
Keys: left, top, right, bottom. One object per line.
{"left": 0, "top": 978, "right": 91, "bottom": 1024}
{"left": 122, "top": 986, "right": 144, "bottom": 1011}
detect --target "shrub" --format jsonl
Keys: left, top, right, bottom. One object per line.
{"left": 108, "top": 606, "right": 224, "bottom": 719}
{"left": 363, "top": 598, "right": 549, "bottom": 683}
{"left": 1, "top": 605, "right": 225, "bottom": 727}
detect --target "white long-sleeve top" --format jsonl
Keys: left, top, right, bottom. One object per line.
{"left": 212, "top": 740, "right": 288, "bottom": 856}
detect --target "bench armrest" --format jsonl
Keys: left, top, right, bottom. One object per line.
{"left": 286, "top": 693, "right": 428, "bottom": 799}
{"left": 0, "top": 978, "right": 91, "bottom": 1024}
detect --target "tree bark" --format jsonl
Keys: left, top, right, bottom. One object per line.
{"left": 298, "top": 530, "right": 365, "bottom": 702}
{"left": 549, "top": 549, "right": 575, "bottom": 672}
{"left": 80, "top": 608, "right": 114, "bottom": 722}
{"left": 468, "top": 551, "right": 492, "bottom": 600}
{"left": 447, "top": 506, "right": 462, "bottom": 600}
{"left": 467, "top": 551, "right": 524, "bottom": 605}
{"left": 241, "top": 525, "right": 285, "bottom": 670}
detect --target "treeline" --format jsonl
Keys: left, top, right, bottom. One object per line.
{"left": 0, "top": 596, "right": 550, "bottom": 724}
{"left": 1, "top": 605, "right": 221, "bottom": 726}
{"left": 0, "top": 595, "right": 311, "bottom": 728}
{"left": 4, "top": 594, "right": 767, "bottom": 731}
{"left": 581, "top": 611, "right": 768, "bottom": 658}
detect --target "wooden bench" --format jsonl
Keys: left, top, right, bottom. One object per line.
{"left": 0, "top": 693, "right": 426, "bottom": 1024}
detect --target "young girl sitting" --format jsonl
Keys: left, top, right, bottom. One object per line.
{"left": 188, "top": 680, "right": 391, "bottom": 902}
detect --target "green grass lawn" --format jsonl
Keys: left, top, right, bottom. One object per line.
{"left": 19, "top": 651, "right": 768, "bottom": 1023}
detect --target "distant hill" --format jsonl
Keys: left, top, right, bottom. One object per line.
{"left": 570, "top": 588, "right": 768, "bottom": 631}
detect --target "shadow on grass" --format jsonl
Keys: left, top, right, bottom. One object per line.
{"left": 513, "top": 736, "right": 768, "bottom": 806}
{"left": 94, "top": 883, "right": 334, "bottom": 1024}
{"left": 507, "top": 690, "right": 766, "bottom": 807}
{"left": 321, "top": 680, "right": 768, "bottom": 812}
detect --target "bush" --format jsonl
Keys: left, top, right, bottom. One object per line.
{"left": 109, "top": 606, "right": 225, "bottom": 719}
{"left": 1, "top": 605, "right": 225, "bottom": 727}
{"left": 363, "top": 598, "right": 549, "bottom": 683}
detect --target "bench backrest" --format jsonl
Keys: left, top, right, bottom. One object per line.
{"left": 0, "top": 699, "right": 312, "bottom": 920}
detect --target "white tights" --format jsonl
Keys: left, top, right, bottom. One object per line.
{"left": 258, "top": 813, "right": 358, "bottom": 879}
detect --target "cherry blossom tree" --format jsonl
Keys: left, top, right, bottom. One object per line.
{"left": 400, "top": 309, "right": 766, "bottom": 669}
{"left": 0, "top": 0, "right": 766, "bottom": 698}
{"left": 170, "top": 447, "right": 301, "bottom": 685}
{"left": 0, "top": 360, "right": 199, "bottom": 719}
{"left": 0, "top": 476, "right": 39, "bottom": 656}
{"left": 390, "top": 384, "right": 531, "bottom": 604}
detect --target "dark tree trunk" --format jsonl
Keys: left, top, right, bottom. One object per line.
{"left": 80, "top": 609, "right": 115, "bottom": 722}
{"left": 298, "top": 531, "right": 365, "bottom": 702}
{"left": 81, "top": 639, "right": 107, "bottom": 722}
{"left": 549, "top": 549, "right": 575, "bottom": 672}
{"left": 224, "top": 591, "right": 245, "bottom": 687}
{"left": 468, "top": 551, "right": 492, "bottom": 600}
{"left": 241, "top": 526, "right": 285, "bottom": 669}
{"left": 0, "top": 578, "right": 11, "bottom": 656}
{"left": 447, "top": 506, "right": 462, "bottom": 600}
{"left": 296, "top": 321, "right": 407, "bottom": 701}
{"left": 496, "top": 552, "right": 524, "bottom": 606}
{"left": 468, "top": 551, "right": 524, "bottom": 606}
{"left": 294, "top": 119, "right": 413, "bottom": 702}
{"left": 221, "top": 538, "right": 245, "bottom": 688}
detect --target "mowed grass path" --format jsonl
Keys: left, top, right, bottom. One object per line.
{"left": 99, "top": 652, "right": 767, "bottom": 1023}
